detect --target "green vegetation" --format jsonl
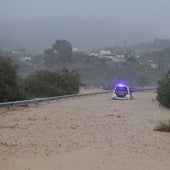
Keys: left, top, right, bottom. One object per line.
{"left": 5, "top": 39, "right": 169, "bottom": 88}
{"left": 42, "top": 40, "right": 151, "bottom": 88}
{"left": 44, "top": 39, "right": 72, "bottom": 66}
{"left": 25, "top": 69, "right": 81, "bottom": 98}
{"left": 43, "top": 39, "right": 170, "bottom": 88}
{"left": 157, "top": 69, "right": 170, "bottom": 108}
{"left": 0, "top": 52, "right": 81, "bottom": 102}
{"left": 1, "top": 38, "right": 170, "bottom": 102}
{"left": 0, "top": 53, "right": 25, "bottom": 102}
{"left": 155, "top": 69, "right": 170, "bottom": 132}
{"left": 154, "top": 120, "right": 170, "bottom": 132}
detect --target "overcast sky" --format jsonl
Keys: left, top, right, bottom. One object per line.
{"left": 0, "top": 0, "right": 169, "bottom": 20}
{"left": 0, "top": 0, "right": 170, "bottom": 52}
{"left": 1, "top": 0, "right": 170, "bottom": 33}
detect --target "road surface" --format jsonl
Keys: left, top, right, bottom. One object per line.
{"left": 0, "top": 91, "right": 170, "bottom": 170}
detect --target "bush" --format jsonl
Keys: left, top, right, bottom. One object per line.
{"left": 25, "top": 69, "right": 81, "bottom": 98}
{"left": 59, "top": 69, "right": 81, "bottom": 94}
{"left": 154, "top": 120, "right": 170, "bottom": 132}
{"left": 0, "top": 52, "right": 81, "bottom": 102}
{"left": 157, "top": 69, "right": 170, "bottom": 108}
{"left": 0, "top": 54, "right": 25, "bottom": 102}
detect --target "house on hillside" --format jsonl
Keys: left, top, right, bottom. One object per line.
{"left": 88, "top": 50, "right": 126, "bottom": 62}
{"left": 88, "top": 53, "right": 100, "bottom": 57}
{"left": 10, "top": 49, "right": 32, "bottom": 62}
{"left": 147, "top": 60, "right": 158, "bottom": 68}
{"left": 112, "top": 54, "right": 126, "bottom": 62}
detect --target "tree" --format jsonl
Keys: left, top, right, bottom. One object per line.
{"left": 157, "top": 69, "right": 170, "bottom": 108}
{"left": 59, "top": 69, "right": 81, "bottom": 94}
{"left": 44, "top": 39, "right": 73, "bottom": 66}
{"left": 126, "top": 56, "right": 138, "bottom": 64}
{"left": 0, "top": 53, "right": 24, "bottom": 102}
{"left": 52, "top": 39, "right": 72, "bottom": 63}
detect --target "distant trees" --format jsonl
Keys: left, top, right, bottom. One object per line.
{"left": 44, "top": 39, "right": 72, "bottom": 66}
{"left": 157, "top": 69, "right": 170, "bottom": 108}
{"left": 126, "top": 56, "right": 138, "bottom": 64}
{"left": 53, "top": 40, "right": 72, "bottom": 62}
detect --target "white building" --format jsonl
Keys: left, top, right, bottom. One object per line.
{"left": 112, "top": 54, "right": 126, "bottom": 62}
{"left": 148, "top": 60, "right": 158, "bottom": 68}
{"left": 100, "top": 50, "right": 112, "bottom": 55}
{"left": 72, "top": 48, "right": 79, "bottom": 52}
{"left": 19, "top": 57, "right": 31, "bottom": 62}
{"left": 88, "top": 50, "right": 126, "bottom": 62}
{"left": 89, "top": 53, "right": 100, "bottom": 57}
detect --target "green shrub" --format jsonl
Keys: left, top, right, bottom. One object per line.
{"left": 0, "top": 52, "right": 81, "bottom": 102}
{"left": 157, "top": 69, "right": 170, "bottom": 108}
{"left": 24, "top": 69, "right": 81, "bottom": 98}
{"left": 154, "top": 120, "right": 170, "bottom": 132}
{"left": 0, "top": 54, "right": 26, "bottom": 102}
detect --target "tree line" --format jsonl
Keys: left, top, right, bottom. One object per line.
{"left": 0, "top": 52, "right": 81, "bottom": 102}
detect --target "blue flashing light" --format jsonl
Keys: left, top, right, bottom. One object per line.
{"left": 117, "top": 83, "right": 124, "bottom": 87}
{"left": 115, "top": 82, "right": 127, "bottom": 87}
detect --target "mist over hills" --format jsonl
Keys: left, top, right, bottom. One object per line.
{"left": 0, "top": 17, "right": 156, "bottom": 54}
{"left": 0, "top": 36, "right": 21, "bottom": 51}
{"left": 126, "top": 38, "right": 170, "bottom": 54}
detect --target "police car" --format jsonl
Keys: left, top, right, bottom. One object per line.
{"left": 112, "top": 84, "right": 133, "bottom": 100}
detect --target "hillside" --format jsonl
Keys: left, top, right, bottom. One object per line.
{"left": 138, "top": 48, "right": 170, "bottom": 72}
{"left": 126, "top": 38, "right": 170, "bottom": 54}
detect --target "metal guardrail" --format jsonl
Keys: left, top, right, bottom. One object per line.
{"left": 0, "top": 91, "right": 111, "bottom": 108}
{"left": 134, "top": 87, "right": 157, "bottom": 92}
{"left": 0, "top": 87, "right": 157, "bottom": 108}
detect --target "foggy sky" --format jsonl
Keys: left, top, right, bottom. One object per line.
{"left": 0, "top": 0, "right": 170, "bottom": 53}
{"left": 1, "top": 0, "right": 169, "bottom": 21}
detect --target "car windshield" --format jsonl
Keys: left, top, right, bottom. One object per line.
{"left": 115, "top": 87, "right": 128, "bottom": 92}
